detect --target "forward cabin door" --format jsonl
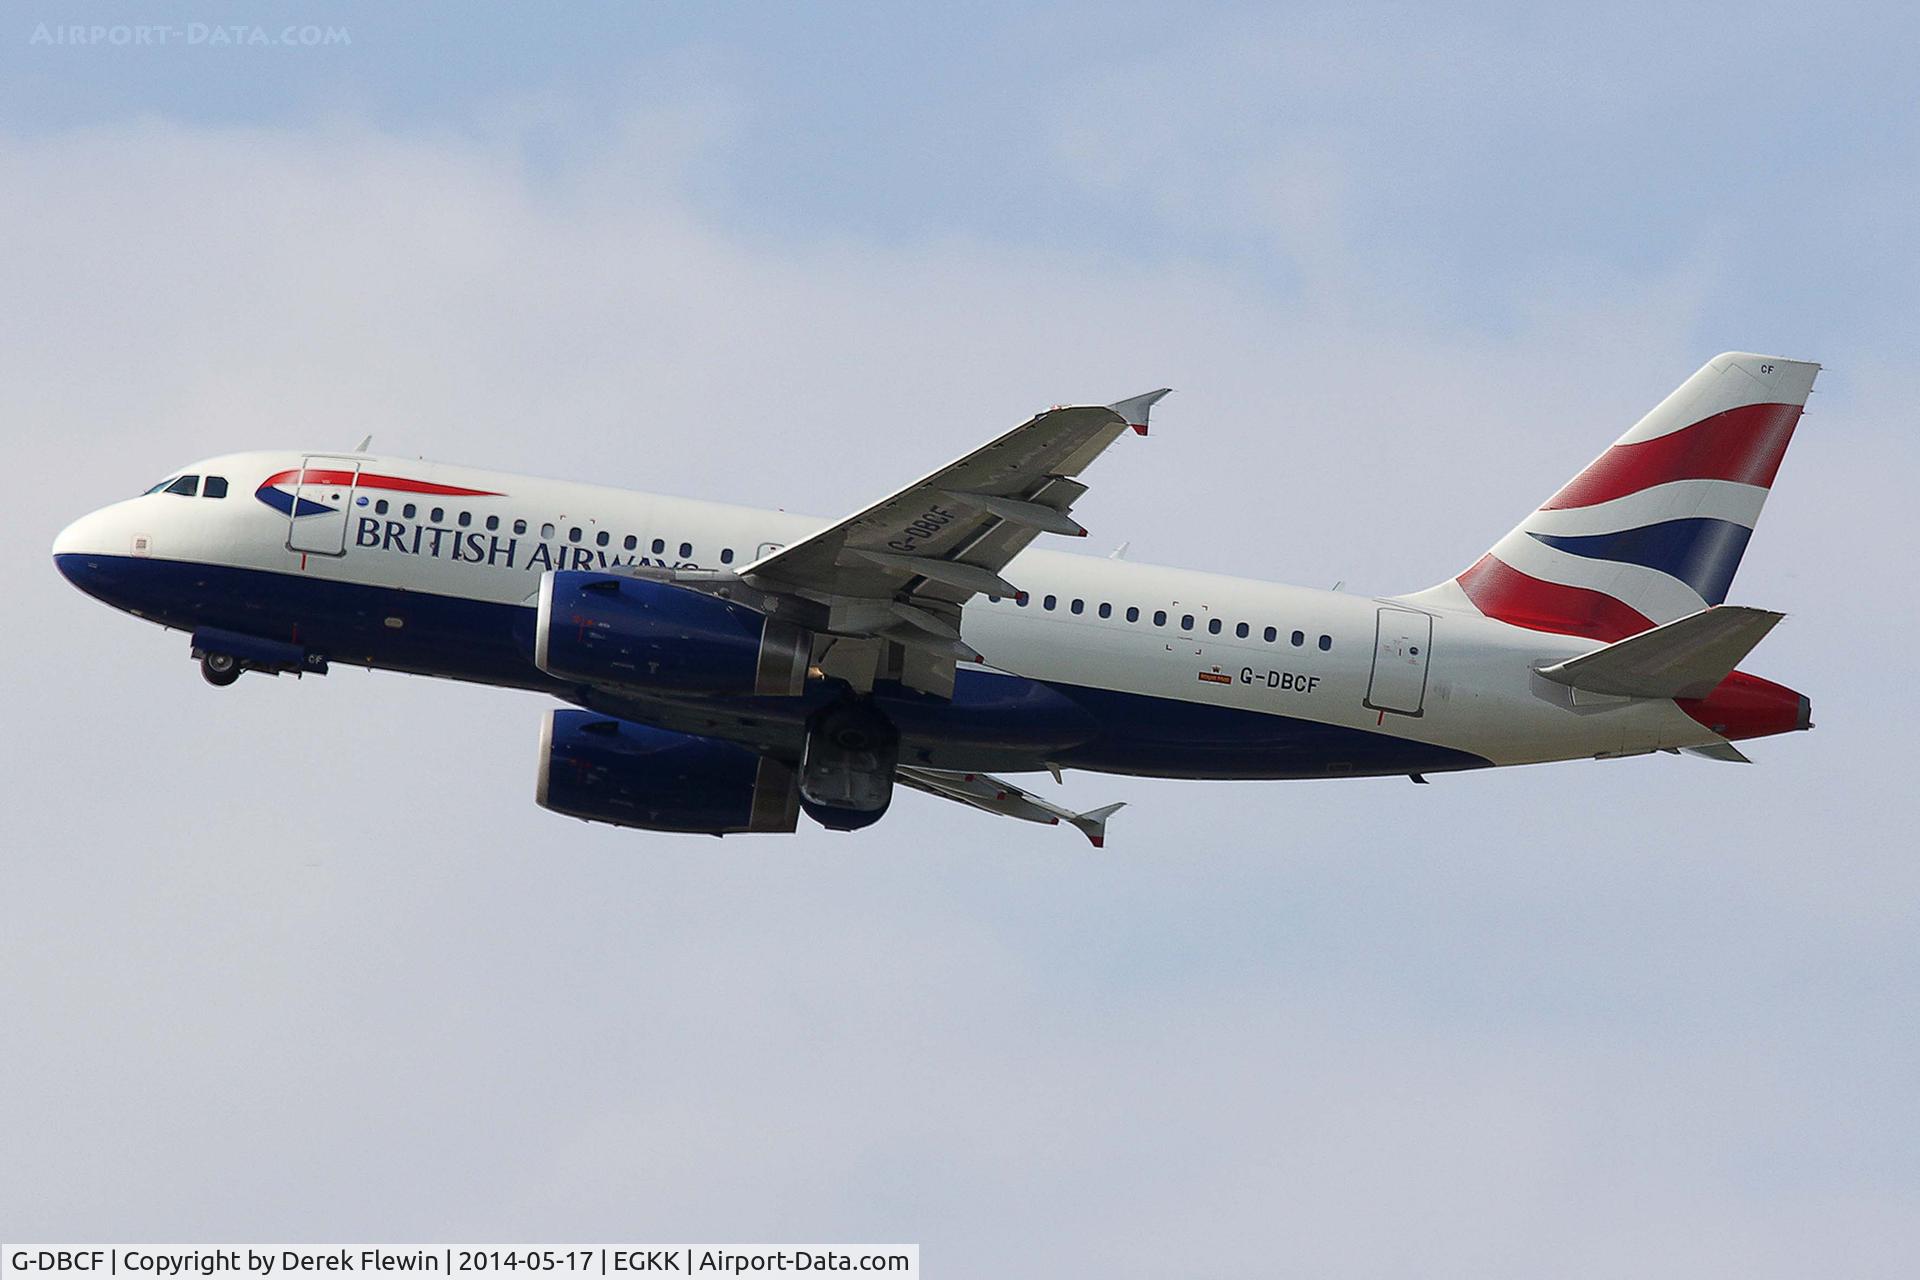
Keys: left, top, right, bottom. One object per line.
{"left": 285, "top": 456, "right": 362, "bottom": 557}
{"left": 1366, "top": 607, "right": 1432, "bottom": 716}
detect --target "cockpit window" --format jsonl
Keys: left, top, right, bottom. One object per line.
{"left": 144, "top": 477, "right": 175, "bottom": 495}
{"left": 164, "top": 475, "right": 200, "bottom": 497}
{"left": 203, "top": 476, "right": 229, "bottom": 499}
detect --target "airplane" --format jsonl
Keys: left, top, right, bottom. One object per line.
{"left": 52, "top": 352, "right": 1817, "bottom": 844}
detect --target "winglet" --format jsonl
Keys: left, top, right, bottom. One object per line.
{"left": 1070, "top": 802, "right": 1126, "bottom": 848}
{"left": 1110, "top": 388, "right": 1171, "bottom": 436}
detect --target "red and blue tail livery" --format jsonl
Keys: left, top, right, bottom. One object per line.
{"left": 1426, "top": 353, "right": 1817, "bottom": 643}
{"left": 55, "top": 351, "right": 1818, "bottom": 841}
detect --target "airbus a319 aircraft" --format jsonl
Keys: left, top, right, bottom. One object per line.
{"left": 54, "top": 352, "right": 1816, "bottom": 843}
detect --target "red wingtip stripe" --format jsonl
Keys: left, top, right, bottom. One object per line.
{"left": 1457, "top": 554, "right": 1654, "bottom": 642}
{"left": 1542, "top": 402, "right": 1802, "bottom": 511}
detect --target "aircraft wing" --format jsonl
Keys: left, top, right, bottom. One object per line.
{"left": 897, "top": 766, "right": 1124, "bottom": 847}
{"left": 735, "top": 390, "right": 1169, "bottom": 694}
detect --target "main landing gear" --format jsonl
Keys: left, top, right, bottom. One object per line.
{"left": 798, "top": 697, "right": 899, "bottom": 831}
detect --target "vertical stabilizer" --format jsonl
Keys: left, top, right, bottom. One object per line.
{"left": 1409, "top": 353, "right": 1818, "bottom": 640}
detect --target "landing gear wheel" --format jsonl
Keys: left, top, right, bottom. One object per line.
{"left": 200, "top": 652, "right": 242, "bottom": 687}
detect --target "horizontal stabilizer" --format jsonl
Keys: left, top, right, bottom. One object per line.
{"left": 1682, "top": 741, "right": 1752, "bottom": 763}
{"left": 1536, "top": 605, "right": 1784, "bottom": 699}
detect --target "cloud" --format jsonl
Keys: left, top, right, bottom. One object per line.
{"left": 3, "top": 57, "right": 1916, "bottom": 1277}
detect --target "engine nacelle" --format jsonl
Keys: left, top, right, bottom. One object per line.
{"left": 535, "top": 570, "right": 809, "bottom": 695}
{"left": 536, "top": 710, "right": 799, "bottom": 835}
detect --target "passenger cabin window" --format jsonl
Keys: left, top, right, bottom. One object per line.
{"left": 652, "top": 538, "right": 666, "bottom": 554}
{"left": 1291, "top": 630, "right": 1305, "bottom": 647}
{"left": 596, "top": 530, "right": 610, "bottom": 547}
{"left": 623, "top": 535, "right": 637, "bottom": 551}
{"left": 541, "top": 522, "right": 556, "bottom": 539}
{"left": 1070, "top": 599, "right": 1085, "bottom": 615}
{"left": 568, "top": 527, "right": 582, "bottom": 543}
{"left": 1319, "top": 634, "right": 1332, "bottom": 651}
{"left": 1016, "top": 592, "right": 1029, "bottom": 606}
{"left": 431, "top": 507, "right": 444, "bottom": 523}
{"left": 1126, "top": 606, "right": 1140, "bottom": 622}
{"left": 164, "top": 475, "right": 199, "bottom": 497}
{"left": 678, "top": 541, "right": 692, "bottom": 559}
{"left": 1098, "top": 602, "right": 1112, "bottom": 619}
{"left": 1181, "top": 614, "right": 1194, "bottom": 630}
{"left": 203, "top": 476, "right": 228, "bottom": 499}
{"left": 375, "top": 499, "right": 390, "bottom": 515}
{"left": 1235, "top": 622, "right": 1249, "bottom": 638}
{"left": 1208, "top": 618, "right": 1222, "bottom": 635}
{"left": 1264, "top": 626, "right": 1277, "bottom": 642}
{"left": 1043, "top": 595, "right": 1057, "bottom": 611}
{"left": 1153, "top": 610, "right": 1167, "bottom": 626}
{"left": 457, "top": 511, "right": 471, "bottom": 527}
{"left": 486, "top": 515, "right": 499, "bottom": 531}
{"left": 721, "top": 548, "right": 735, "bottom": 565}
{"left": 513, "top": 518, "right": 527, "bottom": 535}
{"left": 403, "top": 503, "right": 417, "bottom": 519}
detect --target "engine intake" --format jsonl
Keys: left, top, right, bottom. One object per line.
{"left": 535, "top": 571, "right": 809, "bottom": 695}
{"left": 536, "top": 710, "right": 799, "bottom": 835}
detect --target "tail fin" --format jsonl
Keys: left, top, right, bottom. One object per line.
{"left": 1413, "top": 352, "right": 1819, "bottom": 640}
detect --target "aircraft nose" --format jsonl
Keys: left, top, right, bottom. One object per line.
{"left": 52, "top": 506, "right": 122, "bottom": 597}
{"left": 53, "top": 500, "right": 123, "bottom": 556}
{"left": 53, "top": 511, "right": 99, "bottom": 558}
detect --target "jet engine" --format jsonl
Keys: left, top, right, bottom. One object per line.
{"left": 535, "top": 570, "right": 810, "bottom": 695}
{"left": 536, "top": 709, "right": 799, "bottom": 835}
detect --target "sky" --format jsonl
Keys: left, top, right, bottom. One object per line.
{"left": 3, "top": 3, "right": 1918, "bottom": 1274}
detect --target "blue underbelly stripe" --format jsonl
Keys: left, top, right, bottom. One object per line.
{"left": 55, "top": 553, "right": 1492, "bottom": 781}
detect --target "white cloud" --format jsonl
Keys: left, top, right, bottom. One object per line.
{"left": 3, "top": 83, "right": 1916, "bottom": 1277}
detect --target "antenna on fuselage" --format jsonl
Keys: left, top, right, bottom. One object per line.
{"left": 353, "top": 434, "right": 373, "bottom": 453}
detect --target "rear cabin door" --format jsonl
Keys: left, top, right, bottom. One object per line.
{"left": 1365, "top": 607, "right": 1432, "bottom": 716}
{"left": 285, "top": 456, "right": 361, "bottom": 557}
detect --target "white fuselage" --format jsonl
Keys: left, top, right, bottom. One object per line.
{"left": 53, "top": 449, "right": 1734, "bottom": 777}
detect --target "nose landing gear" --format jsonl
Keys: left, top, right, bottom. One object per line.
{"left": 199, "top": 651, "right": 242, "bottom": 687}
{"left": 188, "top": 627, "right": 329, "bottom": 688}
